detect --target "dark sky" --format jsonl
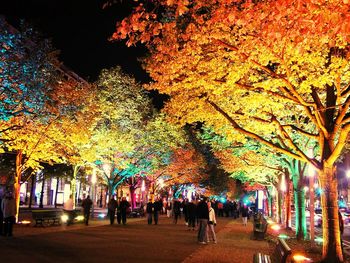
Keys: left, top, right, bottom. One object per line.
{"left": 2, "top": 0, "right": 149, "bottom": 83}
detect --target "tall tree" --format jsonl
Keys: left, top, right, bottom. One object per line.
{"left": 113, "top": 1, "right": 350, "bottom": 261}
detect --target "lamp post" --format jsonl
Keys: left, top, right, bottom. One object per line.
{"left": 91, "top": 169, "right": 97, "bottom": 219}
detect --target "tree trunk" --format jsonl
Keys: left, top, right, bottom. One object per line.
{"left": 292, "top": 162, "right": 307, "bottom": 240}
{"left": 319, "top": 165, "right": 343, "bottom": 262}
{"left": 277, "top": 189, "right": 282, "bottom": 224}
{"left": 129, "top": 185, "right": 136, "bottom": 209}
{"left": 285, "top": 178, "right": 292, "bottom": 229}
{"left": 39, "top": 175, "right": 45, "bottom": 208}
{"left": 54, "top": 177, "right": 59, "bottom": 208}
{"left": 71, "top": 165, "right": 79, "bottom": 208}
{"left": 14, "top": 150, "right": 23, "bottom": 221}
{"left": 29, "top": 172, "right": 36, "bottom": 209}
{"left": 294, "top": 188, "right": 307, "bottom": 240}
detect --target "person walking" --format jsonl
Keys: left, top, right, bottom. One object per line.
{"left": 0, "top": 190, "right": 4, "bottom": 236}
{"left": 187, "top": 199, "right": 197, "bottom": 231}
{"left": 146, "top": 199, "right": 153, "bottom": 225}
{"left": 207, "top": 201, "right": 217, "bottom": 243}
{"left": 154, "top": 198, "right": 162, "bottom": 225}
{"left": 64, "top": 194, "right": 75, "bottom": 225}
{"left": 197, "top": 197, "right": 209, "bottom": 244}
{"left": 108, "top": 196, "right": 117, "bottom": 225}
{"left": 116, "top": 199, "right": 122, "bottom": 224}
{"left": 1, "top": 190, "right": 16, "bottom": 237}
{"left": 241, "top": 204, "right": 249, "bottom": 226}
{"left": 173, "top": 199, "right": 181, "bottom": 224}
{"left": 82, "top": 195, "right": 93, "bottom": 226}
{"left": 119, "top": 197, "right": 130, "bottom": 225}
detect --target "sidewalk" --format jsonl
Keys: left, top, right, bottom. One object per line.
{"left": 183, "top": 219, "right": 272, "bottom": 263}
{"left": 3, "top": 215, "right": 296, "bottom": 263}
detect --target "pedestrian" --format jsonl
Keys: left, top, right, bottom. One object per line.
{"left": 64, "top": 194, "right": 74, "bottom": 225}
{"left": 108, "top": 196, "right": 117, "bottom": 225}
{"left": 217, "top": 202, "right": 224, "bottom": 217}
{"left": 207, "top": 201, "right": 217, "bottom": 244}
{"left": 1, "top": 190, "right": 16, "bottom": 237}
{"left": 154, "top": 198, "right": 162, "bottom": 225}
{"left": 241, "top": 204, "right": 249, "bottom": 226}
{"left": 146, "top": 199, "right": 153, "bottom": 225}
{"left": 82, "top": 195, "right": 93, "bottom": 226}
{"left": 116, "top": 198, "right": 122, "bottom": 224}
{"left": 173, "top": 199, "right": 181, "bottom": 224}
{"left": 187, "top": 199, "right": 197, "bottom": 231}
{"left": 0, "top": 188, "right": 4, "bottom": 236}
{"left": 166, "top": 201, "right": 172, "bottom": 218}
{"left": 183, "top": 199, "right": 189, "bottom": 225}
{"left": 119, "top": 197, "right": 130, "bottom": 225}
{"left": 197, "top": 197, "right": 209, "bottom": 244}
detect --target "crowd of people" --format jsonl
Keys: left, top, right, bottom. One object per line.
{"left": 142, "top": 197, "right": 251, "bottom": 245}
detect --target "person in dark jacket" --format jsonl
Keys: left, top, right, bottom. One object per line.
{"left": 119, "top": 197, "right": 130, "bottom": 225}
{"left": 187, "top": 200, "right": 197, "bottom": 231}
{"left": 0, "top": 190, "right": 4, "bottom": 236}
{"left": 173, "top": 199, "right": 181, "bottom": 224}
{"left": 108, "top": 196, "right": 117, "bottom": 225}
{"left": 1, "top": 190, "right": 16, "bottom": 237}
{"left": 153, "top": 198, "right": 162, "bottom": 225}
{"left": 146, "top": 200, "right": 153, "bottom": 225}
{"left": 196, "top": 197, "right": 209, "bottom": 244}
{"left": 241, "top": 204, "right": 249, "bottom": 226}
{"left": 82, "top": 195, "right": 93, "bottom": 226}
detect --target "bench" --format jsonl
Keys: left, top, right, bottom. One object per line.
{"left": 253, "top": 220, "right": 268, "bottom": 240}
{"left": 253, "top": 238, "right": 292, "bottom": 263}
{"left": 32, "top": 210, "right": 62, "bottom": 227}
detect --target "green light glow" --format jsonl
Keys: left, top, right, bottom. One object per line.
{"left": 315, "top": 237, "right": 323, "bottom": 243}
{"left": 278, "top": 234, "right": 289, "bottom": 239}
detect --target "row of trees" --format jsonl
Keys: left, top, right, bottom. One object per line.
{"left": 112, "top": 0, "right": 350, "bottom": 262}
{"left": 0, "top": 17, "right": 213, "bottom": 219}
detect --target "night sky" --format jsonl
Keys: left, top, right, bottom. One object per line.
{"left": 2, "top": 0, "right": 150, "bottom": 83}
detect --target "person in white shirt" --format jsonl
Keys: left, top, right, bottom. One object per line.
{"left": 207, "top": 201, "right": 217, "bottom": 244}
{"left": 64, "top": 195, "right": 75, "bottom": 225}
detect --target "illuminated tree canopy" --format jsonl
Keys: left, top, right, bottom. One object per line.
{"left": 113, "top": 0, "right": 350, "bottom": 261}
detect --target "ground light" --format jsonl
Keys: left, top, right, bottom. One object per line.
{"left": 61, "top": 214, "right": 69, "bottom": 223}
{"left": 98, "top": 213, "right": 106, "bottom": 218}
{"left": 293, "top": 254, "right": 312, "bottom": 262}
{"left": 315, "top": 236, "right": 323, "bottom": 243}
{"left": 278, "top": 234, "right": 290, "bottom": 239}
{"left": 18, "top": 220, "right": 31, "bottom": 226}
{"left": 271, "top": 223, "right": 281, "bottom": 231}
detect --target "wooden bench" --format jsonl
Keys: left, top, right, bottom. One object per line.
{"left": 32, "top": 210, "right": 62, "bottom": 227}
{"left": 253, "top": 238, "right": 292, "bottom": 263}
{"left": 253, "top": 218, "right": 268, "bottom": 240}
{"left": 253, "top": 215, "right": 268, "bottom": 240}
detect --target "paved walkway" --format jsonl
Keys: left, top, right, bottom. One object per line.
{"left": 0, "top": 215, "right": 271, "bottom": 263}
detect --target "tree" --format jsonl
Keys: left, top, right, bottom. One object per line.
{"left": 113, "top": 1, "right": 350, "bottom": 261}
{"left": 0, "top": 18, "right": 56, "bottom": 131}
